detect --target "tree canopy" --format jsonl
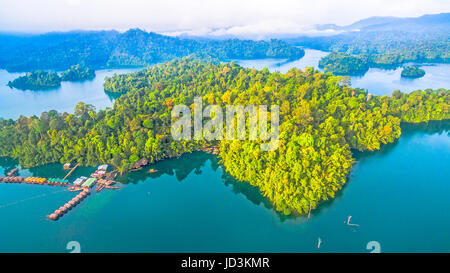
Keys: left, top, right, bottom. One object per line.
{"left": 7, "top": 71, "right": 61, "bottom": 90}
{"left": 401, "top": 65, "right": 426, "bottom": 78}
{"left": 0, "top": 58, "right": 448, "bottom": 215}
{"left": 60, "top": 64, "right": 95, "bottom": 81}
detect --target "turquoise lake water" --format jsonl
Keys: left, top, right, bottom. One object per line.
{"left": 0, "top": 51, "right": 449, "bottom": 252}
{"left": 0, "top": 121, "right": 449, "bottom": 253}
{"left": 0, "top": 68, "right": 140, "bottom": 119}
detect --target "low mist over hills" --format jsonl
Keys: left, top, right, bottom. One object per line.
{"left": 315, "top": 12, "right": 450, "bottom": 33}
{"left": 161, "top": 12, "right": 450, "bottom": 40}
{"left": 288, "top": 13, "right": 450, "bottom": 60}
{"left": 0, "top": 28, "right": 304, "bottom": 72}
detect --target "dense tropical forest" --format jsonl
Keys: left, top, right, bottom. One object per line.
{"left": 60, "top": 64, "right": 95, "bottom": 81}
{"left": 7, "top": 71, "right": 61, "bottom": 90}
{"left": 401, "top": 65, "right": 426, "bottom": 78}
{"left": 0, "top": 29, "right": 304, "bottom": 72}
{"left": 0, "top": 59, "right": 448, "bottom": 215}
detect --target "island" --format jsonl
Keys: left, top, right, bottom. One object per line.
{"left": 7, "top": 64, "right": 97, "bottom": 90}
{"left": 0, "top": 59, "right": 448, "bottom": 216}
{"left": 318, "top": 52, "right": 369, "bottom": 75}
{"left": 7, "top": 70, "right": 61, "bottom": 90}
{"left": 401, "top": 65, "right": 426, "bottom": 78}
{"left": 60, "top": 64, "right": 95, "bottom": 81}
{"left": 318, "top": 52, "right": 431, "bottom": 77}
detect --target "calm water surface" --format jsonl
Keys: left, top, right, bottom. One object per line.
{"left": 236, "top": 49, "right": 450, "bottom": 96}
{"left": 0, "top": 121, "right": 448, "bottom": 252}
{"left": 236, "top": 49, "right": 327, "bottom": 72}
{"left": 0, "top": 68, "right": 140, "bottom": 119}
{"left": 0, "top": 53, "right": 449, "bottom": 253}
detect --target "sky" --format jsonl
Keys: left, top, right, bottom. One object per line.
{"left": 0, "top": 0, "right": 449, "bottom": 37}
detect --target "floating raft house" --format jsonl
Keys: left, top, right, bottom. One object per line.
{"left": 98, "top": 164, "right": 109, "bottom": 171}
{"left": 82, "top": 178, "right": 96, "bottom": 188}
{"left": 3, "top": 176, "right": 24, "bottom": 183}
{"left": 73, "top": 176, "right": 88, "bottom": 186}
{"left": 47, "top": 178, "right": 69, "bottom": 185}
{"left": 25, "top": 177, "right": 47, "bottom": 184}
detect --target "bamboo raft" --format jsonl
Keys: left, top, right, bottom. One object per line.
{"left": 96, "top": 179, "right": 119, "bottom": 192}
{"left": 47, "top": 188, "right": 91, "bottom": 221}
{"left": 7, "top": 168, "right": 18, "bottom": 177}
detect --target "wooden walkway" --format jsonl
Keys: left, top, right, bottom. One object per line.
{"left": 63, "top": 163, "right": 79, "bottom": 180}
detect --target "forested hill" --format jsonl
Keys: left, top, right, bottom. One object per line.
{"left": 0, "top": 58, "right": 448, "bottom": 215}
{"left": 0, "top": 29, "right": 304, "bottom": 72}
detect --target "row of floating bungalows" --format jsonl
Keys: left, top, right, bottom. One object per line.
{"left": 0, "top": 176, "right": 68, "bottom": 185}
{"left": 91, "top": 164, "right": 108, "bottom": 178}
{"left": 73, "top": 176, "right": 97, "bottom": 188}
{"left": 0, "top": 176, "right": 24, "bottom": 183}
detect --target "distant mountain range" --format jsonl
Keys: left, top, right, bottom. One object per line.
{"left": 315, "top": 12, "right": 450, "bottom": 34}
{"left": 0, "top": 28, "right": 304, "bottom": 72}
{"left": 164, "top": 12, "right": 450, "bottom": 40}
{"left": 288, "top": 12, "right": 450, "bottom": 53}
{"left": 0, "top": 12, "right": 447, "bottom": 73}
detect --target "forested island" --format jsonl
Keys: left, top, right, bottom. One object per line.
{"left": 401, "top": 65, "right": 426, "bottom": 78}
{"left": 60, "top": 64, "right": 95, "bottom": 81}
{"left": 7, "top": 64, "right": 96, "bottom": 90}
{"left": 0, "top": 59, "right": 448, "bottom": 215}
{"left": 7, "top": 71, "right": 61, "bottom": 90}
{"left": 0, "top": 29, "right": 304, "bottom": 72}
{"left": 318, "top": 52, "right": 369, "bottom": 75}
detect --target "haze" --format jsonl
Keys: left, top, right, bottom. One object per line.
{"left": 0, "top": 0, "right": 449, "bottom": 37}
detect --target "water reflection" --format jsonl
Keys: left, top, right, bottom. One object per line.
{"left": 0, "top": 68, "right": 142, "bottom": 119}
{"left": 1, "top": 120, "right": 448, "bottom": 224}
{"left": 117, "top": 151, "right": 283, "bottom": 215}
{"left": 353, "top": 120, "right": 450, "bottom": 162}
{"left": 0, "top": 157, "right": 19, "bottom": 174}
{"left": 235, "top": 49, "right": 328, "bottom": 73}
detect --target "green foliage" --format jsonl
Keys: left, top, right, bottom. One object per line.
{"left": 7, "top": 70, "right": 61, "bottom": 90}
{"left": 8, "top": 64, "right": 96, "bottom": 91}
{"left": 328, "top": 35, "right": 449, "bottom": 65}
{"left": 401, "top": 65, "right": 426, "bottom": 78}
{"left": 318, "top": 52, "right": 369, "bottom": 75}
{"left": 388, "top": 89, "right": 449, "bottom": 123}
{"left": 60, "top": 64, "right": 95, "bottom": 81}
{"left": 0, "top": 59, "right": 448, "bottom": 215}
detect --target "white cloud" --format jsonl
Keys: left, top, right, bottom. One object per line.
{"left": 65, "top": 0, "right": 81, "bottom": 7}
{"left": 0, "top": 0, "right": 448, "bottom": 35}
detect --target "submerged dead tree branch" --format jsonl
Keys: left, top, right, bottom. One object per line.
{"left": 347, "top": 216, "right": 360, "bottom": 227}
